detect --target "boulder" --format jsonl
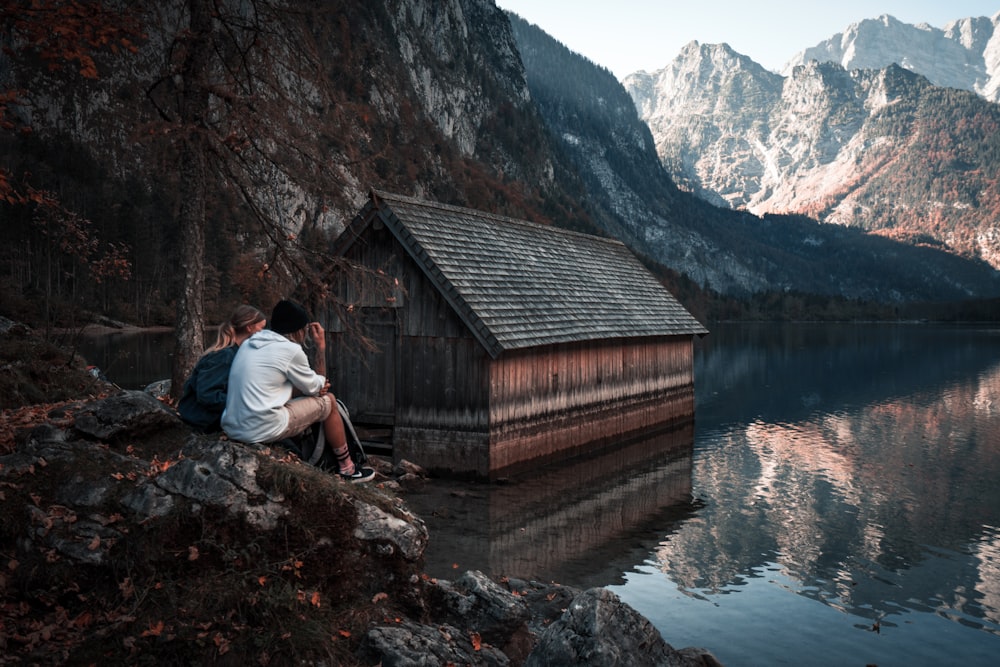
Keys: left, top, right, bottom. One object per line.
{"left": 1, "top": 386, "right": 721, "bottom": 665}
{"left": 525, "top": 587, "right": 723, "bottom": 667}
{"left": 72, "top": 389, "right": 179, "bottom": 441}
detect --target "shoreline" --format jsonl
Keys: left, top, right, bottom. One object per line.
{"left": 50, "top": 324, "right": 175, "bottom": 336}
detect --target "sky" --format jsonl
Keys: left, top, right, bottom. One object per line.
{"left": 495, "top": 1, "right": 1000, "bottom": 78}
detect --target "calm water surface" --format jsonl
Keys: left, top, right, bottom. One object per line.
{"left": 82, "top": 324, "right": 1000, "bottom": 665}
{"left": 78, "top": 329, "right": 175, "bottom": 389}
{"left": 405, "top": 323, "right": 1000, "bottom": 666}
{"left": 620, "top": 324, "right": 1000, "bottom": 666}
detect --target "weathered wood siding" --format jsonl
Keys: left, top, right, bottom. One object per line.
{"left": 396, "top": 335, "right": 697, "bottom": 478}
{"left": 392, "top": 333, "right": 492, "bottom": 474}
{"left": 326, "top": 218, "right": 495, "bottom": 470}
{"left": 326, "top": 208, "right": 701, "bottom": 478}
{"left": 487, "top": 336, "right": 695, "bottom": 475}
{"left": 325, "top": 220, "right": 404, "bottom": 422}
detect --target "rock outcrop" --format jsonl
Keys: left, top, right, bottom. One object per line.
{"left": 0, "top": 382, "right": 720, "bottom": 665}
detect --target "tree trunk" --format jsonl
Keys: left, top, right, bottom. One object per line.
{"left": 170, "top": 0, "right": 213, "bottom": 400}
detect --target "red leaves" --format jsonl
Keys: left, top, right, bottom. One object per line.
{"left": 140, "top": 620, "right": 164, "bottom": 637}
{"left": 295, "top": 589, "right": 322, "bottom": 607}
{"left": 0, "top": 401, "right": 77, "bottom": 455}
{"left": 147, "top": 456, "right": 173, "bottom": 476}
{"left": 2, "top": 0, "right": 142, "bottom": 80}
{"left": 0, "top": 2, "right": 140, "bottom": 280}
{"left": 281, "top": 559, "right": 304, "bottom": 578}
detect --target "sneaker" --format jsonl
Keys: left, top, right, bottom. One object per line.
{"left": 339, "top": 466, "right": 376, "bottom": 483}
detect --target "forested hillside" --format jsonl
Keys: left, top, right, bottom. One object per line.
{"left": 0, "top": 0, "right": 600, "bottom": 335}
{"left": 2, "top": 0, "right": 999, "bottom": 352}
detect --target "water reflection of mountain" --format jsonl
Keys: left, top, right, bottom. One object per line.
{"left": 403, "top": 424, "right": 701, "bottom": 590}
{"left": 695, "top": 323, "right": 1000, "bottom": 427}
{"left": 659, "top": 331, "right": 1000, "bottom": 634}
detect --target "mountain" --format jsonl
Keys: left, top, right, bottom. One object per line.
{"left": 3, "top": 0, "right": 999, "bottom": 330}
{"left": 624, "top": 16, "right": 1000, "bottom": 272}
{"left": 507, "top": 15, "right": 1000, "bottom": 304}
{"left": 1, "top": 0, "right": 612, "bottom": 322}
{"left": 782, "top": 13, "right": 1000, "bottom": 102}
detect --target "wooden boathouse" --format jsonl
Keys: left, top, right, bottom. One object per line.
{"left": 324, "top": 190, "right": 707, "bottom": 478}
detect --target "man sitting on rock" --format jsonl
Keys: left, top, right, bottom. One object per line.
{"left": 221, "top": 299, "right": 375, "bottom": 483}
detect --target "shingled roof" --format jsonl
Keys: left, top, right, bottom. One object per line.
{"left": 336, "top": 190, "right": 707, "bottom": 358}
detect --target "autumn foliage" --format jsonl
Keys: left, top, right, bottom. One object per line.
{"left": 1, "top": 0, "right": 141, "bottom": 193}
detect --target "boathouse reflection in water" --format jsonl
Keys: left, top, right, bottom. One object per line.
{"left": 402, "top": 422, "right": 700, "bottom": 588}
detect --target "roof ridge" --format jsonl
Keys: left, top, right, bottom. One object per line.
{"left": 370, "top": 189, "right": 626, "bottom": 249}
{"left": 354, "top": 188, "right": 708, "bottom": 354}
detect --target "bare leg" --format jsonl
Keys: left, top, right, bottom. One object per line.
{"left": 322, "top": 395, "right": 354, "bottom": 475}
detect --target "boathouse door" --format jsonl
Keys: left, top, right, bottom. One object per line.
{"left": 348, "top": 307, "right": 397, "bottom": 425}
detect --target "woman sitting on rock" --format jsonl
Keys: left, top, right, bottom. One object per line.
{"left": 178, "top": 304, "right": 267, "bottom": 433}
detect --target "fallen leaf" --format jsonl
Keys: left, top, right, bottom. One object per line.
{"left": 141, "top": 620, "right": 164, "bottom": 637}
{"left": 338, "top": 629, "right": 351, "bottom": 638}
{"left": 310, "top": 591, "right": 321, "bottom": 607}
{"left": 148, "top": 457, "right": 173, "bottom": 475}
{"left": 372, "top": 592, "right": 388, "bottom": 603}
{"left": 470, "top": 631, "right": 482, "bottom": 651}
{"left": 188, "top": 546, "right": 199, "bottom": 561}
{"left": 87, "top": 535, "right": 101, "bottom": 550}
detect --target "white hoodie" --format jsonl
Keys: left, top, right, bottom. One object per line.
{"left": 221, "top": 329, "right": 325, "bottom": 443}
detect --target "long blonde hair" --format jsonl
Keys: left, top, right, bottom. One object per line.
{"left": 206, "top": 305, "right": 265, "bottom": 353}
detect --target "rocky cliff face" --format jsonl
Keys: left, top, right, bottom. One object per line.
{"left": 783, "top": 13, "right": 1000, "bottom": 102}
{"left": 7, "top": 1, "right": 1000, "bottom": 312}
{"left": 625, "top": 42, "right": 784, "bottom": 209}
{"left": 624, "top": 18, "right": 1000, "bottom": 271}
{"left": 4, "top": 0, "right": 567, "bottom": 236}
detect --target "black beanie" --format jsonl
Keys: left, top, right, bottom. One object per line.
{"left": 270, "top": 300, "right": 309, "bottom": 334}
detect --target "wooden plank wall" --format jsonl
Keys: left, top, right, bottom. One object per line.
{"left": 487, "top": 336, "right": 696, "bottom": 475}
{"left": 325, "top": 219, "right": 700, "bottom": 478}
{"left": 391, "top": 329, "right": 495, "bottom": 475}
{"left": 326, "top": 220, "right": 470, "bottom": 421}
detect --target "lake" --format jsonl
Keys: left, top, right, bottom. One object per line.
{"left": 621, "top": 323, "right": 1000, "bottom": 666}
{"left": 81, "top": 323, "right": 1000, "bottom": 665}
{"left": 77, "top": 328, "right": 176, "bottom": 390}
